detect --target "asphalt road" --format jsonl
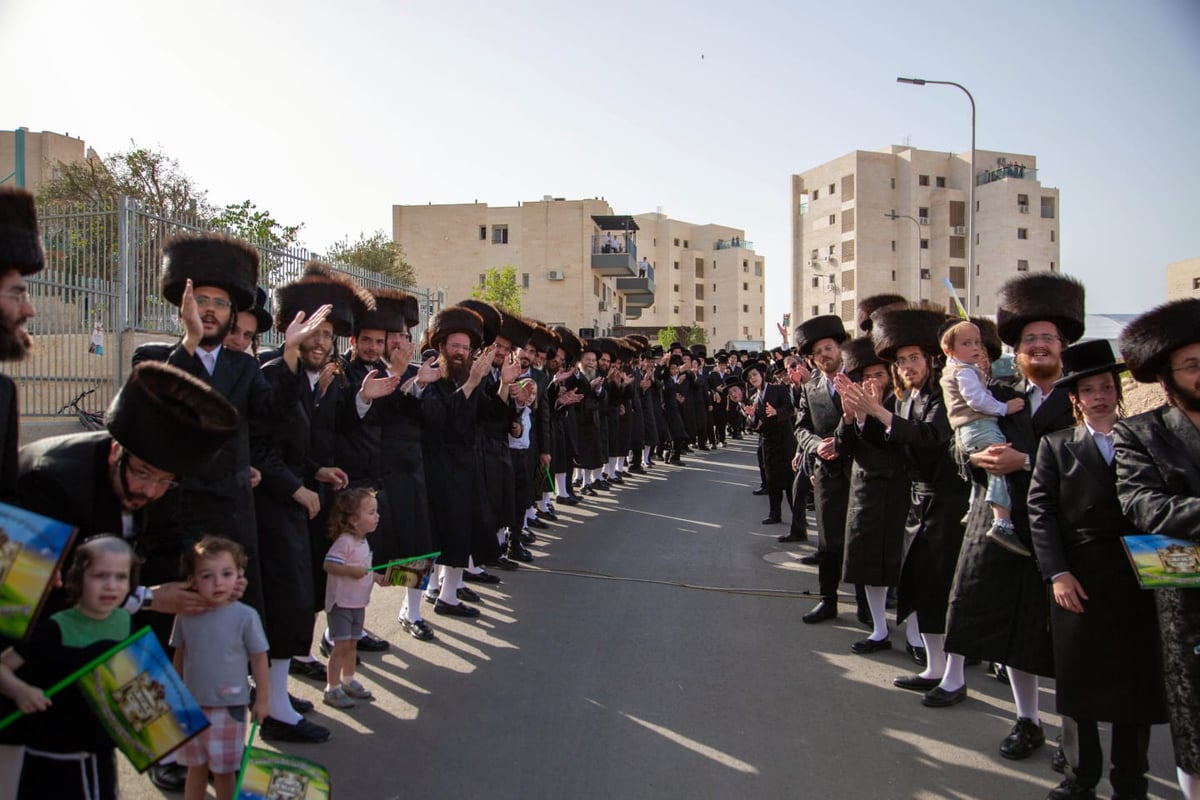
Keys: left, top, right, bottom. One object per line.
{"left": 119, "top": 438, "right": 1180, "bottom": 799}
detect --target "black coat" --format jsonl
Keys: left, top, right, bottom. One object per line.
{"left": 754, "top": 383, "right": 796, "bottom": 492}
{"left": 573, "top": 372, "right": 606, "bottom": 469}
{"left": 945, "top": 378, "right": 1073, "bottom": 675}
{"left": 1114, "top": 406, "right": 1200, "bottom": 773}
{"left": 793, "top": 375, "right": 850, "bottom": 551}
{"left": 1028, "top": 424, "right": 1166, "bottom": 724}
{"left": 0, "top": 375, "right": 17, "bottom": 503}
{"left": 663, "top": 374, "right": 688, "bottom": 441}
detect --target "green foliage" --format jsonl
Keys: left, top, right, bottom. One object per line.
{"left": 211, "top": 200, "right": 303, "bottom": 251}
{"left": 685, "top": 323, "right": 708, "bottom": 347}
{"left": 656, "top": 327, "right": 677, "bottom": 351}
{"left": 471, "top": 266, "right": 523, "bottom": 312}
{"left": 326, "top": 230, "right": 416, "bottom": 286}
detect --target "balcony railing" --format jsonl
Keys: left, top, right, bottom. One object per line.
{"left": 713, "top": 238, "right": 753, "bottom": 251}
{"left": 977, "top": 164, "right": 1038, "bottom": 186}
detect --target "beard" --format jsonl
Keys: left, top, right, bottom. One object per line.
{"left": 0, "top": 313, "right": 32, "bottom": 361}
{"left": 1017, "top": 352, "right": 1062, "bottom": 382}
{"left": 581, "top": 365, "right": 596, "bottom": 381}
{"left": 443, "top": 353, "right": 470, "bottom": 385}
{"left": 1166, "top": 373, "right": 1200, "bottom": 413}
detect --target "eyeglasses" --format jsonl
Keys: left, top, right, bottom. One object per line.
{"left": 194, "top": 294, "right": 232, "bottom": 310}
{"left": 126, "top": 461, "right": 179, "bottom": 490}
{"left": 444, "top": 342, "right": 473, "bottom": 353}
{"left": 1020, "top": 333, "right": 1061, "bottom": 346}
{"left": 0, "top": 287, "right": 31, "bottom": 304}
{"left": 391, "top": 332, "right": 413, "bottom": 341}
{"left": 1171, "top": 360, "right": 1200, "bottom": 377}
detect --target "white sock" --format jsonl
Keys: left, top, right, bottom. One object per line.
{"left": 1178, "top": 768, "right": 1198, "bottom": 800}
{"left": 582, "top": 468, "right": 593, "bottom": 486}
{"left": 526, "top": 507, "right": 538, "bottom": 523}
{"left": 864, "top": 586, "right": 889, "bottom": 641}
{"left": 438, "top": 567, "right": 463, "bottom": 605}
{"left": 618, "top": 456, "right": 627, "bottom": 471}
{"left": 905, "top": 614, "right": 923, "bottom": 648}
{"left": 466, "top": 556, "right": 482, "bottom": 576}
{"left": 399, "top": 587, "right": 424, "bottom": 623}
{"left": 608, "top": 456, "right": 619, "bottom": 474}
{"left": 267, "top": 658, "right": 301, "bottom": 725}
{"left": 1008, "top": 667, "right": 1040, "bottom": 724}
{"left": 643, "top": 445, "right": 652, "bottom": 464}
{"left": 939, "top": 653, "right": 966, "bottom": 692}
{"left": 426, "top": 566, "right": 443, "bottom": 594}
{"left": 920, "top": 633, "right": 947, "bottom": 680}
{"left": 496, "top": 527, "right": 507, "bottom": 546}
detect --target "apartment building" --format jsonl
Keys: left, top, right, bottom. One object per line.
{"left": 1167, "top": 257, "right": 1200, "bottom": 300}
{"left": 791, "top": 145, "right": 1061, "bottom": 332}
{"left": 1, "top": 128, "right": 93, "bottom": 192}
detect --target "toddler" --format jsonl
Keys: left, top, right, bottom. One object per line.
{"left": 0, "top": 535, "right": 137, "bottom": 800}
{"left": 323, "top": 488, "right": 384, "bottom": 709}
{"left": 939, "top": 321, "right": 1029, "bottom": 556}
{"left": 171, "top": 536, "right": 270, "bottom": 800}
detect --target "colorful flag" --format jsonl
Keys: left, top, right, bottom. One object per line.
{"left": 237, "top": 723, "right": 331, "bottom": 800}
{"left": 1121, "top": 534, "right": 1200, "bottom": 589}
{"left": 0, "top": 501, "right": 77, "bottom": 640}
{"left": 940, "top": 278, "right": 969, "bottom": 319}
{"left": 370, "top": 550, "right": 441, "bottom": 589}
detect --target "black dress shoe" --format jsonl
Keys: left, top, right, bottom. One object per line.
{"left": 801, "top": 600, "right": 837, "bottom": 624}
{"left": 1046, "top": 779, "right": 1096, "bottom": 800}
{"left": 905, "top": 643, "right": 928, "bottom": 667}
{"left": 456, "top": 585, "right": 481, "bottom": 602}
{"left": 989, "top": 662, "right": 1011, "bottom": 685}
{"left": 608, "top": 474, "right": 623, "bottom": 484}
{"left": 539, "top": 509, "right": 558, "bottom": 521}
{"left": 557, "top": 494, "right": 580, "bottom": 506}
{"left": 628, "top": 465, "right": 646, "bottom": 475}
{"left": 489, "top": 555, "right": 519, "bottom": 571}
{"left": 999, "top": 717, "right": 1046, "bottom": 760}
{"left": 289, "top": 693, "right": 314, "bottom": 714}
{"left": 463, "top": 570, "right": 502, "bottom": 585}
{"left": 433, "top": 599, "right": 480, "bottom": 618}
{"left": 594, "top": 479, "right": 610, "bottom": 490}
{"left": 776, "top": 533, "right": 805, "bottom": 543}
{"left": 851, "top": 637, "right": 892, "bottom": 655}
{"left": 527, "top": 517, "right": 548, "bottom": 529}
{"left": 260, "top": 716, "right": 332, "bottom": 744}
{"left": 1050, "top": 736, "right": 1066, "bottom": 773}
{"left": 583, "top": 486, "right": 598, "bottom": 496}
{"left": 799, "top": 552, "right": 820, "bottom": 565}
{"left": 357, "top": 632, "right": 390, "bottom": 652}
{"left": 289, "top": 658, "right": 327, "bottom": 681}
{"left": 921, "top": 685, "right": 968, "bottom": 707}
{"left": 752, "top": 487, "right": 767, "bottom": 495}
{"left": 399, "top": 618, "right": 435, "bottom": 641}
{"left": 893, "top": 674, "right": 940, "bottom": 692}
{"left": 149, "top": 762, "right": 188, "bottom": 791}
{"left": 508, "top": 540, "right": 534, "bottom": 563}
{"left": 761, "top": 516, "right": 782, "bottom": 525}
{"left": 518, "top": 528, "right": 536, "bottom": 545}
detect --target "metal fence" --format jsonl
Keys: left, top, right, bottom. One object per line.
{"left": 14, "top": 196, "right": 435, "bottom": 417}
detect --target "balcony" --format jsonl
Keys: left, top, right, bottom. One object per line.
{"left": 624, "top": 306, "right": 642, "bottom": 320}
{"left": 617, "top": 264, "right": 655, "bottom": 309}
{"left": 977, "top": 163, "right": 1038, "bottom": 186}
{"left": 591, "top": 215, "right": 639, "bottom": 277}
{"left": 713, "top": 237, "right": 753, "bottom": 251}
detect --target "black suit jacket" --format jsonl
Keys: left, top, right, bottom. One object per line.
{"left": 793, "top": 373, "right": 848, "bottom": 477}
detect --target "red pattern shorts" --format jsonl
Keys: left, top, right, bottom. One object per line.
{"left": 176, "top": 705, "right": 245, "bottom": 774}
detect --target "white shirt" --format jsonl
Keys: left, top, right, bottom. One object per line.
{"left": 508, "top": 404, "right": 532, "bottom": 450}
{"left": 198, "top": 345, "right": 222, "bottom": 376}
{"left": 1027, "top": 381, "right": 1051, "bottom": 415}
{"left": 1085, "top": 421, "right": 1115, "bottom": 465}
{"left": 948, "top": 357, "right": 1008, "bottom": 417}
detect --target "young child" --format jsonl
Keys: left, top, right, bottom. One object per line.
{"left": 0, "top": 535, "right": 137, "bottom": 800}
{"left": 323, "top": 488, "right": 384, "bottom": 709}
{"left": 171, "top": 536, "right": 270, "bottom": 800}
{"left": 939, "top": 320, "right": 1029, "bottom": 556}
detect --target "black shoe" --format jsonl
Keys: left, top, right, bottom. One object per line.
{"left": 289, "top": 693, "right": 314, "bottom": 714}
{"left": 802, "top": 600, "right": 837, "bottom": 624}
{"left": 557, "top": 495, "right": 580, "bottom": 506}
{"left": 489, "top": 555, "right": 519, "bottom": 571}
{"left": 289, "top": 658, "right": 327, "bottom": 681}
{"left": 433, "top": 599, "right": 480, "bottom": 618}
{"left": 905, "top": 643, "right": 928, "bottom": 667}
{"left": 629, "top": 465, "right": 646, "bottom": 475}
{"left": 572, "top": 478, "right": 582, "bottom": 487}
{"left": 583, "top": 486, "right": 598, "bottom": 496}
{"left": 463, "top": 569, "right": 502, "bottom": 585}
{"left": 986, "top": 523, "right": 1032, "bottom": 557}
{"left": 989, "top": 662, "right": 1011, "bottom": 685}
{"left": 456, "top": 585, "right": 481, "bottom": 603}
{"left": 893, "top": 674, "right": 940, "bottom": 692}
{"left": 1045, "top": 779, "right": 1096, "bottom": 800}
{"left": 668, "top": 457, "right": 684, "bottom": 465}
{"left": 752, "top": 487, "right": 767, "bottom": 496}
{"left": 851, "top": 637, "right": 892, "bottom": 655}
{"left": 149, "top": 763, "right": 188, "bottom": 791}
{"left": 697, "top": 444, "right": 710, "bottom": 451}
{"left": 539, "top": 509, "right": 558, "bottom": 521}
{"left": 922, "top": 685, "right": 968, "bottom": 708}
{"left": 399, "top": 618, "right": 435, "bottom": 641}
{"left": 528, "top": 517, "right": 548, "bottom": 530}
{"left": 777, "top": 533, "right": 805, "bottom": 543}
{"left": 999, "top": 717, "right": 1046, "bottom": 760}
{"left": 518, "top": 528, "right": 536, "bottom": 545}
{"left": 594, "top": 479, "right": 610, "bottom": 490}
{"left": 799, "top": 552, "right": 819, "bottom": 565}
{"left": 357, "top": 632, "right": 390, "bottom": 652}
{"left": 508, "top": 539, "right": 534, "bottom": 563}
{"left": 608, "top": 474, "right": 623, "bottom": 484}
{"left": 761, "top": 516, "right": 782, "bottom": 525}
{"left": 260, "top": 716, "right": 332, "bottom": 744}
{"left": 1050, "top": 737, "right": 1067, "bottom": 774}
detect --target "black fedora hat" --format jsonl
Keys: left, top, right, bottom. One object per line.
{"left": 1053, "top": 339, "right": 1125, "bottom": 389}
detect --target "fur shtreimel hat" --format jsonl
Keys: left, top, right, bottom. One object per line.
{"left": 872, "top": 307, "right": 949, "bottom": 363}
{"left": 358, "top": 288, "right": 420, "bottom": 335}
{"left": 161, "top": 233, "right": 259, "bottom": 311}
{"left": 583, "top": 337, "right": 617, "bottom": 358}
{"left": 995, "top": 273, "right": 1086, "bottom": 347}
{"left": 624, "top": 334, "right": 650, "bottom": 354}
{"left": 457, "top": 299, "right": 501, "bottom": 346}
{"left": 1118, "top": 298, "right": 1200, "bottom": 383}
{"left": 795, "top": 315, "right": 849, "bottom": 356}
{"left": 856, "top": 294, "right": 908, "bottom": 334}
{"left": 690, "top": 344, "right": 707, "bottom": 359}
{"left": 615, "top": 338, "right": 640, "bottom": 362}
{"left": 528, "top": 325, "right": 560, "bottom": 357}
{"left": 0, "top": 187, "right": 45, "bottom": 275}
{"left": 428, "top": 305, "right": 485, "bottom": 350}
{"left": 494, "top": 308, "right": 536, "bottom": 349}
{"left": 106, "top": 362, "right": 239, "bottom": 476}
{"left": 841, "top": 336, "right": 888, "bottom": 380}
{"left": 553, "top": 326, "right": 582, "bottom": 362}
{"left": 274, "top": 261, "right": 373, "bottom": 337}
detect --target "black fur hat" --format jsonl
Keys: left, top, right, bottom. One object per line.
{"left": 358, "top": 288, "right": 420, "bottom": 334}
{"left": 161, "top": 233, "right": 259, "bottom": 311}
{"left": 0, "top": 187, "right": 45, "bottom": 275}
{"left": 1118, "top": 298, "right": 1200, "bottom": 383}
{"left": 668, "top": 354, "right": 684, "bottom": 367}
{"left": 528, "top": 324, "right": 560, "bottom": 357}
{"left": 428, "top": 305, "right": 485, "bottom": 350}
{"left": 690, "top": 344, "right": 707, "bottom": 359}
{"left": 995, "top": 273, "right": 1086, "bottom": 347}
{"left": 495, "top": 307, "right": 536, "bottom": 349}
{"left": 583, "top": 337, "right": 619, "bottom": 359}
{"left": 795, "top": 315, "right": 849, "bottom": 356}
{"left": 457, "top": 299, "right": 501, "bottom": 346}
{"left": 553, "top": 326, "right": 583, "bottom": 362}
{"left": 248, "top": 286, "right": 272, "bottom": 334}
{"left": 974, "top": 316, "right": 1003, "bottom": 362}
{"left": 856, "top": 294, "right": 908, "bottom": 333}
{"left": 872, "top": 307, "right": 949, "bottom": 362}
{"left": 841, "top": 336, "right": 887, "bottom": 380}
{"left": 274, "top": 261, "right": 373, "bottom": 337}
{"left": 106, "top": 362, "right": 239, "bottom": 476}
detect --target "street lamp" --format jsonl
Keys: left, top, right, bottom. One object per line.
{"left": 885, "top": 212, "right": 923, "bottom": 304}
{"left": 897, "top": 76, "right": 976, "bottom": 314}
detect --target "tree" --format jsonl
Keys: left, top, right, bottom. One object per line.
{"left": 471, "top": 266, "right": 523, "bottom": 312}
{"left": 211, "top": 200, "right": 303, "bottom": 251}
{"left": 685, "top": 323, "right": 708, "bottom": 347}
{"left": 326, "top": 230, "right": 416, "bottom": 286}
{"left": 657, "top": 326, "right": 678, "bottom": 351}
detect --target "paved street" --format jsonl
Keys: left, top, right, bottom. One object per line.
{"left": 121, "top": 438, "right": 1179, "bottom": 799}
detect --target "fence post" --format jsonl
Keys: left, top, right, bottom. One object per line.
{"left": 116, "top": 195, "right": 134, "bottom": 385}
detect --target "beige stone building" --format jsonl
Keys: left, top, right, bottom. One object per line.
{"left": 0, "top": 128, "right": 94, "bottom": 192}
{"left": 1166, "top": 257, "right": 1200, "bottom": 300}
{"left": 791, "top": 145, "right": 1061, "bottom": 332}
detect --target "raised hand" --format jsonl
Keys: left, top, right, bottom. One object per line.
{"left": 360, "top": 368, "right": 401, "bottom": 401}
{"left": 284, "top": 304, "right": 333, "bottom": 347}
{"left": 179, "top": 279, "right": 203, "bottom": 352}
{"left": 500, "top": 352, "right": 522, "bottom": 384}
{"left": 317, "top": 361, "right": 338, "bottom": 397}
{"left": 415, "top": 356, "right": 440, "bottom": 386}
{"left": 388, "top": 336, "right": 416, "bottom": 374}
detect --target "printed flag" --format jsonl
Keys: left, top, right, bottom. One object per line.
{"left": 371, "top": 550, "right": 441, "bottom": 589}
{"left": 1121, "top": 534, "right": 1200, "bottom": 589}
{"left": 0, "top": 501, "right": 77, "bottom": 640}
{"left": 237, "top": 722, "right": 331, "bottom": 799}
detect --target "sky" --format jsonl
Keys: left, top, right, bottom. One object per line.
{"left": 3, "top": 0, "right": 1198, "bottom": 341}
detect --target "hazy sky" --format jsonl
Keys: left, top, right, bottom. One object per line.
{"left": 4, "top": 0, "right": 1197, "bottom": 337}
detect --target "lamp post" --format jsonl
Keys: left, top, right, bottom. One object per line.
{"left": 885, "top": 212, "right": 923, "bottom": 304}
{"left": 897, "top": 76, "right": 976, "bottom": 314}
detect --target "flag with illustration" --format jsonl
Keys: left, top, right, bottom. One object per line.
{"left": 371, "top": 550, "right": 441, "bottom": 589}
{"left": 0, "top": 501, "right": 78, "bottom": 640}
{"left": 237, "top": 722, "right": 331, "bottom": 799}
{"left": 1121, "top": 534, "right": 1200, "bottom": 589}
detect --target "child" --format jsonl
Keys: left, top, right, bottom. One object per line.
{"left": 323, "top": 488, "right": 384, "bottom": 709}
{"left": 171, "top": 536, "right": 270, "bottom": 800}
{"left": 939, "top": 320, "right": 1029, "bottom": 556}
{"left": 0, "top": 535, "right": 137, "bottom": 800}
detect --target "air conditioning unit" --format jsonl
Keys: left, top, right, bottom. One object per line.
{"left": 598, "top": 301, "right": 608, "bottom": 312}
{"left": 806, "top": 259, "right": 818, "bottom": 268}
{"left": 952, "top": 226, "right": 967, "bottom": 235}
{"left": 918, "top": 216, "right": 931, "bottom": 225}
{"left": 547, "top": 270, "right": 565, "bottom": 281}
{"left": 1018, "top": 204, "right": 1031, "bottom": 214}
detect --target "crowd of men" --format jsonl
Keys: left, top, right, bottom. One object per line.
{"left": 1, "top": 186, "right": 1198, "bottom": 800}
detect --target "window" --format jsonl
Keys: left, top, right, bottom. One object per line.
{"left": 828, "top": 183, "right": 835, "bottom": 195}
{"left": 1193, "top": 277, "right": 1200, "bottom": 290}
{"left": 890, "top": 177, "right": 895, "bottom": 189}
{"left": 521, "top": 273, "right": 530, "bottom": 289}
{"left": 695, "top": 285, "right": 704, "bottom": 300}
{"left": 976, "top": 233, "right": 980, "bottom": 245}
{"left": 812, "top": 189, "right": 819, "bottom": 200}
{"left": 1018, "top": 193, "right": 1029, "bottom": 205}
{"left": 594, "top": 276, "right": 600, "bottom": 295}
{"left": 683, "top": 240, "right": 689, "bottom": 248}
{"left": 920, "top": 238, "right": 929, "bottom": 250}
{"left": 919, "top": 174, "right": 930, "bottom": 186}
{"left": 673, "top": 284, "right": 680, "bottom": 292}
{"left": 478, "top": 226, "right": 487, "bottom": 240}
{"left": 936, "top": 176, "right": 946, "bottom": 188}
{"left": 743, "top": 282, "right": 749, "bottom": 291}
{"left": 713, "top": 283, "right": 717, "bottom": 292}
{"left": 919, "top": 206, "right": 929, "bottom": 218}
{"left": 949, "top": 266, "right": 966, "bottom": 288}
{"left": 976, "top": 200, "right": 980, "bottom": 212}
{"left": 1017, "top": 259, "right": 1030, "bottom": 272}
{"left": 754, "top": 262, "right": 762, "bottom": 276}
{"left": 674, "top": 261, "right": 680, "bottom": 270}
{"left": 811, "top": 277, "right": 819, "bottom": 288}
{"left": 811, "top": 305, "right": 818, "bottom": 315}
{"left": 713, "top": 305, "right": 717, "bottom": 313}
{"left": 674, "top": 238, "right": 680, "bottom": 246}
{"left": 949, "top": 200, "right": 965, "bottom": 228}
{"left": 743, "top": 304, "right": 749, "bottom": 313}
{"left": 810, "top": 248, "right": 819, "bottom": 260}
{"left": 673, "top": 305, "right": 680, "bottom": 314}
{"left": 828, "top": 303, "right": 835, "bottom": 313}
{"left": 1050, "top": 230, "right": 1056, "bottom": 243}
{"left": 841, "top": 270, "right": 855, "bottom": 291}
{"left": 842, "top": 174, "right": 855, "bottom": 201}
{"left": 1041, "top": 197, "right": 1056, "bottom": 219}
{"left": 842, "top": 299, "right": 854, "bottom": 320}
{"left": 891, "top": 240, "right": 896, "bottom": 252}
{"left": 829, "top": 214, "right": 836, "bottom": 225}
{"left": 1017, "top": 228, "right": 1029, "bottom": 240}
{"left": 891, "top": 270, "right": 896, "bottom": 281}
{"left": 828, "top": 244, "right": 836, "bottom": 256}
{"left": 696, "top": 306, "right": 704, "bottom": 322}
{"left": 842, "top": 207, "right": 855, "bottom": 232}
{"left": 695, "top": 258, "right": 704, "bottom": 277}
{"left": 950, "top": 237, "right": 965, "bottom": 258}
{"left": 841, "top": 239, "right": 855, "bottom": 262}
{"left": 976, "top": 264, "right": 980, "bottom": 276}
{"left": 492, "top": 225, "right": 508, "bottom": 244}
